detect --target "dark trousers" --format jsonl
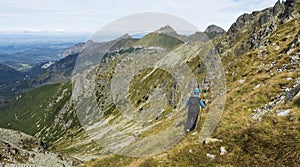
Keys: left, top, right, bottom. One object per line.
{"left": 185, "top": 110, "right": 199, "bottom": 133}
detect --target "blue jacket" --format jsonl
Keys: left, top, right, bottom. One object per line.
{"left": 186, "top": 95, "right": 205, "bottom": 109}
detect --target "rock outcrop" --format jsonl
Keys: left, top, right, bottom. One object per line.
{"left": 0, "top": 128, "right": 81, "bottom": 166}
{"left": 218, "top": 0, "right": 300, "bottom": 56}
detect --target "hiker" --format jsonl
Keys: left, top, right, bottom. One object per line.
{"left": 185, "top": 88, "right": 205, "bottom": 133}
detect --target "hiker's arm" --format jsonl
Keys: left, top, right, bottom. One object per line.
{"left": 199, "top": 99, "right": 205, "bottom": 109}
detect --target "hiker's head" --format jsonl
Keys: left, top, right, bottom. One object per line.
{"left": 193, "top": 88, "right": 201, "bottom": 95}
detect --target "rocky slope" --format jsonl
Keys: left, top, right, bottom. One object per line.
{"left": 0, "top": 1, "right": 299, "bottom": 166}
{"left": 0, "top": 26, "right": 217, "bottom": 162}
{"left": 0, "top": 127, "right": 81, "bottom": 166}
{"left": 82, "top": 1, "right": 300, "bottom": 166}
{"left": 220, "top": 0, "right": 300, "bottom": 56}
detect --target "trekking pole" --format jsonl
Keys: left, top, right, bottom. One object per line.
{"left": 199, "top": 108, "right": 203, "bottom": 123}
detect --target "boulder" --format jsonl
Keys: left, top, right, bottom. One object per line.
{"left": 289, "top": 117, "right": 294, "bottom": 122}
{"left": 276, "top": 110, "right": 291, "bottom": 116}
{"left": 253, "top": 84, "right": 261, "bottom": 90}
{"left": 285, "top": 84, "right": 300, "bottom": 102}
{"left": 206, "top": 153, "right": 216, "bottom": 161}
{"left": 191, "top": 131, "right": 198, "bottom": 136}
{"left": 37, "top": 140, "right": 47, "bottom": 151}
{"left": 238, "top": 79, "right": 245, "bottom": 83}
{"left": 219, "top": 146, "right": 227, "bottom": 155}
{"left": 204, "top": 138, "right": 223, "bottom": 144}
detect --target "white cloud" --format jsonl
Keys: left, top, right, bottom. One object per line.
{"left": 0, "top": 0, "right": 278, "bottom": 32}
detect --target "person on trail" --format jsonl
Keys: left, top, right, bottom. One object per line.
{"left": 185, "top": 88, "right": 205, "bottom": 134}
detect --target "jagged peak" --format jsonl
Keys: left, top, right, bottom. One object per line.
{"left": 120, "top": 33, "right": 132, "bottom": 39}
{"left": 227, "top": 0, "right": 299, "bottom": 36}
{"left": 155, "top": 25, "right": 177, "bottom": 34}
{"left": 204, "top": 24, "right": 226, "bottom": 33}
{"left": 112, "top": 33, "right": 133, "bottom": 43}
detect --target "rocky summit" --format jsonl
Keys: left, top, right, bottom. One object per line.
{"left": 204, "top": 24, "right": 226, "bottom": 34}
{"left": 155, "top": 25, "right": 177, "bottom": 34}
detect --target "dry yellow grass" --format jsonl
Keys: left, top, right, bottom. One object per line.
{"left": 80, "top": 15, "right": 300, "bottom": 167}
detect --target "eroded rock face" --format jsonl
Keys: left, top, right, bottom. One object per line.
{"left": 227, "top": 13, "right": 257, "bottom": 36}
{"left": 217, "top": 0, "right": 300, "bottom": 56}
{"left": 273, "top": 0, "right": 285, "bottom": 16}
{"left": 0, "top": 128, "right": 82, "bottom": 166}
{"left": 280, "top": 0, "right": 300, "bottom": 21}
{"left": 259, "top": 9, "right": 273, "bottom": 26}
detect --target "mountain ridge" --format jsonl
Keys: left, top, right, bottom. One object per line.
{"left": 0, "top": 0, "right": 299, "bottom": 166}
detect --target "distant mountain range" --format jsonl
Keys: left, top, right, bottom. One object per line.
{"left": 0, "top": 1, "right": 299, "bottom": 165}
{"left": 0, "top": 32, "right": 90, "bottom": 70}
{"left": 0, "top": 22, "right": 227, "bottom": 120}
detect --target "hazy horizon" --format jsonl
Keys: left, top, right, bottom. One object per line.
{"left": 0, "top": 0, "right": 278, "bottom": 33}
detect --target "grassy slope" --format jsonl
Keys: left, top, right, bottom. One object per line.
{"left": 0, "top": 64, "right": 24, "bottom": 85}
{"left": 134, "top": 32, "right": 184, "bottom": 49}
{"left": 0, "top": 82, "right": 81, "bottom": 144}
{"left": 109, "top": 38, "right": 139, "bottom": 51}
{"left": 0, "top": 6, "right": 299, "bottom": 166}
{"left": 81, "top": 16, "right": 300, "bottom": 167}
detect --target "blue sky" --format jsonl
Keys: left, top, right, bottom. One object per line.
{"left": 0, "top": 0, "right": 278, "bottom": 33}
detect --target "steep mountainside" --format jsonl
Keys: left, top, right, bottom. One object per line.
{"left": 82, "top": 1, "right": 300, "bottom": 166}
{"left": 0, "top": 1, "right": 299, "bottom": 166}
{"left": 0, "top": 64, "right": 24, "bottom": 85}
{"left": 0, "top": 64, "right": 24, "bottom": 105}
{"left": 0, "top": 43, "right": 83, "bottom": 107}
{"left": 220, "top": 0, "right": 300, "bottom": 56}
